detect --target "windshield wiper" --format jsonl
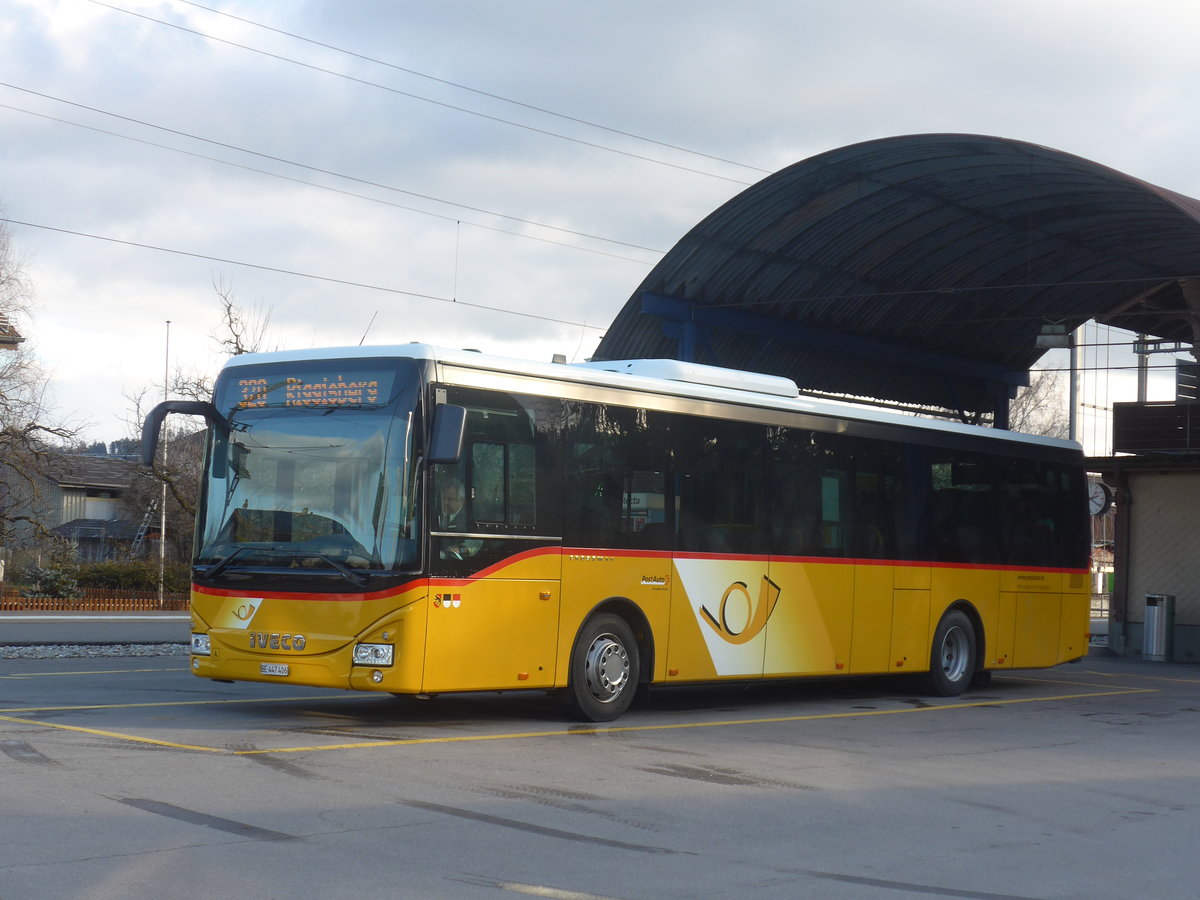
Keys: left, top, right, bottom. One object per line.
{"left": 301, "top": 552, "right": 370, "bottom": 588}
{"left": 201, "top": 545, "right": 371, "bottom": 588}
{"left": 203, "top": 546, "right": 252, "bottom": 580}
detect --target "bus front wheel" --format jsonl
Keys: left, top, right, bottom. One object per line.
{"left": 923, "top": 609, "right": 975, "bottom": 696}
{"left": 564, "top": 613, "right": 640, "bottom": 722}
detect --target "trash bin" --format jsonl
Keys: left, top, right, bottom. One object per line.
{"left": 1144, "top": 594, "right": 1175, "bottom": 662}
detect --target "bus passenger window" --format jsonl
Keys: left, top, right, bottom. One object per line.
{"left": 469, "top": 440, "right": 536, "bottom": 528}
{"left": 820, "top": 473, "right": 846, "bottom": 552}
{"left": 472, "top": 442, "right": 505, "bottom": 523}
{"left": 509, "top": 442, "right": 535, "bottom": 524}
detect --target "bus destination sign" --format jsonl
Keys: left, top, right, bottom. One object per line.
{"left": 232, "top": 371, "right": 392, "bottom": 410}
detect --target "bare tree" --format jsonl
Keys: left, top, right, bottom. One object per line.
{"left": 0, "top": 221, "right": 77, "bottom": 553}
{"left": 128, "top": 281, "right": 276, "bottom": 558}
{"left": 1008, "top": 367, "right": 1070, "bottom": 439}
{"left": 211, "top": 277, "right": 273, "bottom": 357}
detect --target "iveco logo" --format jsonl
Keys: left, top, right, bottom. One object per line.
{"left": 249, "top": 632, "right": 306, "bottom": 651}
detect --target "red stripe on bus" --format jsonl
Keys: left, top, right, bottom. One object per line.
{"left": 193, "top": 544, "right": 1085, "bottom": 602}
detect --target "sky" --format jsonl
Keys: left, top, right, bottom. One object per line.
{"left": 4, "top": 0, "right": 1200, "bottom": 451}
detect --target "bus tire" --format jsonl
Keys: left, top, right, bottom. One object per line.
{"left": 923, "top": 609, "right": 975, "bottom": 696}
{"left": 564, "top": 613, "right": 640, "bottom": 722}
{"left": 970, "top": 669, "right": 993, "bottom": 688}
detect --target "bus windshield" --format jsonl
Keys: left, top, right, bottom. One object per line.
{"left": 196, "top": 358, "right": 422, "bottom": 577}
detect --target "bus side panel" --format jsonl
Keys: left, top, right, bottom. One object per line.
{"left": 663, "top": 562, "right": 722, "bottom": 683}
{"left": 992, "top": 592, "right": 1017, "bottom": 668}
{"left": 1011, "top": 592, "right": 1062, "bottom": 668}
{"left": 1059, "top": 578, "right": 1090, "bottom": 662}
{"left": 760, "top": 559, "right": 848, "bottom": 677}
{"left": 929, "top": 566, "right": 1000, "bottom": 671}
{"left": 672, "top": 556, "right": 772, "bottom": 679}
{"left": 423, "top": 551, "right": 562, "bottom": 692}
{"left": 890, "top": 589, "right": 930, "bottom": 672}
{"left": 556, "top": 552, "right": 673, "bottom": 687}
{"left": 801, "top": 562, "right": 854, "bottom": 676}
{"left": 849, "top": 563, "right": 894, "bottom": 674}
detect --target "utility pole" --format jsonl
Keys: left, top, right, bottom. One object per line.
{"left": 158, "top": 320, "right": 170, "bottom": 607}
{"left": 1068, "top": 326, "right": 1080, "bottom": 443}
{"left": 1136, "top": 333, "right": 1149, "bottom": 403}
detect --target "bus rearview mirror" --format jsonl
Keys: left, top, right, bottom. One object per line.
{"left": 429, "top": 404, "right": 467, "bottom": 464}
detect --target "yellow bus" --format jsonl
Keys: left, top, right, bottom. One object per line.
{"left": 143, "top": 345, "right": 1091, "bottom": 721}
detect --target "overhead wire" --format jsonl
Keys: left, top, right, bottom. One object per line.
{"left": 0, "top": 99, "right": 660, "bottom": 265}
{"left": 0, "top": 82, "right": 664, "bottom": 257}
{"left": 86, "top": 0, "right": 757, "bottom": 186}
{"left": 0, "top": 216, "right": 608, "bottom": 332}
{"left": 60, "top": 3, "right": 1193, "bottom": 380}
{"left": 169, "top": 0, "right": 772, "bottom": 178}
{"left": 7, "top": 4, "right": 756, "bottom": 340}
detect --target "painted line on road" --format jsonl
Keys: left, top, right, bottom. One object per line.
{"left": 1079, "top": 668, "right": 1200, "bottom": 685}
{"left": 0, "top": 694, "right": 346, "bottom": 713}
{"left": 0, "top": 666, "right": 184, "bottom": 679}
{"left": 0, "top": 680, "right": 1159, "bottom": 756}
{"left": 238, "top": 684, "right": 1157, "bottom": 755}
{"left": 0, "top": 712, "right": 225, "bottom": 753}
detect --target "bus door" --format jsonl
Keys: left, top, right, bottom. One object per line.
{"left": 766, "top": 462, "right": 851, "bottom": 676}
{"left": 760, "top": 430, "right": 853, "bottom": 677}
{"left": 422, "top": 390, "right": 563, "bottom": 693}
{"left": 670, "top": 417, "right": 774, "bottom": 680}
{"left": 852, "top": 443, "right": 929, "bottom": 675}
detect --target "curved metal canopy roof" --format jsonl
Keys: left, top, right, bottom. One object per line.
{"left": 595, "top": 133, "right": 1200, "bottom": 422}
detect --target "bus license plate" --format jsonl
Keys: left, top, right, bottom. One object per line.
{"left": 260, "top": 663, "right": 289, "bottom": 677}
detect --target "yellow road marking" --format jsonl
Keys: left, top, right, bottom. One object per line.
{"left": 1079, "top": 669, "right": 1200, "bottom": 685}
{"left": 1, "top": 695, "right": 344, "bottom": 714}
{"left": 0, "top": 713, "right": 224, "bottom": 753}
{"left": 0, "top": 667, "right": 183, "bottom": 679}
{"left": 236, "top": 685, "right": 1156, "bottom": 755}
{"left": 0, "top": 680, "right": 1159, "bottom": 756}
{"left": 1001, "top": 673, "right": 1148, "bottom": 689}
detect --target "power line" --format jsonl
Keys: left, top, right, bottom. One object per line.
{"left": 0, "top": 100, "right": 659, "bottom": 266}
{"left": 0, "top": 216, "right": 609, "bottom": 332}
{"left": 0, "top": 81, "right": 665, "bottom": 256}
{"left": 86, "top": 0, "right": 757, "bottom": 187}
{"left": 171, "top": 0, "right": 772, "bottom": 178}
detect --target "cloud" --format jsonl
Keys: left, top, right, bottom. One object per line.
{"left": 4, "top": 0, "right": 1200, "bottom": 442}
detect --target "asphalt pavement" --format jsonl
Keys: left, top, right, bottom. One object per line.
{"left": 0, "top": 611, "right": 190, "bottom": 645}
{"left": 2, "top": 646, "right": 1198, "bottom": 899}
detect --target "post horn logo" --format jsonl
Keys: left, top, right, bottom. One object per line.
{"left": 700, "top": 576, "right": 781, "bottom": 645}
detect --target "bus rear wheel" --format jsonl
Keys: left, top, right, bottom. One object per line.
{"left": 564, "top": 613, "right": 640, "bottom": 722}
{"left": 923, "top": 609, "right": 975, "bottom": 696}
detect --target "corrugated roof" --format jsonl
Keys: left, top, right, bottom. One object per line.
{"left": 0, "top": 314, "right": 24, "bottom": 349}
{"left": 595, "top": 133, "right": 1200, "bottom": 417}
{"left": 45, "top": 454, "right": 136, "bottom": 490}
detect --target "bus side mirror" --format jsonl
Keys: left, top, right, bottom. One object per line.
{"left": 429, "top": 404, "right": 467, "bottom": 464}
{"left": 142, "top": 400, "right": 227, "bottom": 467}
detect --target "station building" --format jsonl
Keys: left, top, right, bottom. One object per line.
{"left": 595, "top": 133, "right": 1200, "bottom": 661}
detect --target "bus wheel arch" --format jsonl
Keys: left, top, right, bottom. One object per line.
{"left": 922, "top": 603, "right": 980, "bottom": 697}
{"left": 562, "top": 599, "right": 652, "bottom": 722}
{"left": 953, "top": 601, "right": 993, "bottom": 687}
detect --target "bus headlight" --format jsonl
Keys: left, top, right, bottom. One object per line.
{"left": 353, "top": 643, "right": 394, "bottom": 667}
{"left": 191, "top": 633, "right": 212, "bottom": 656}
